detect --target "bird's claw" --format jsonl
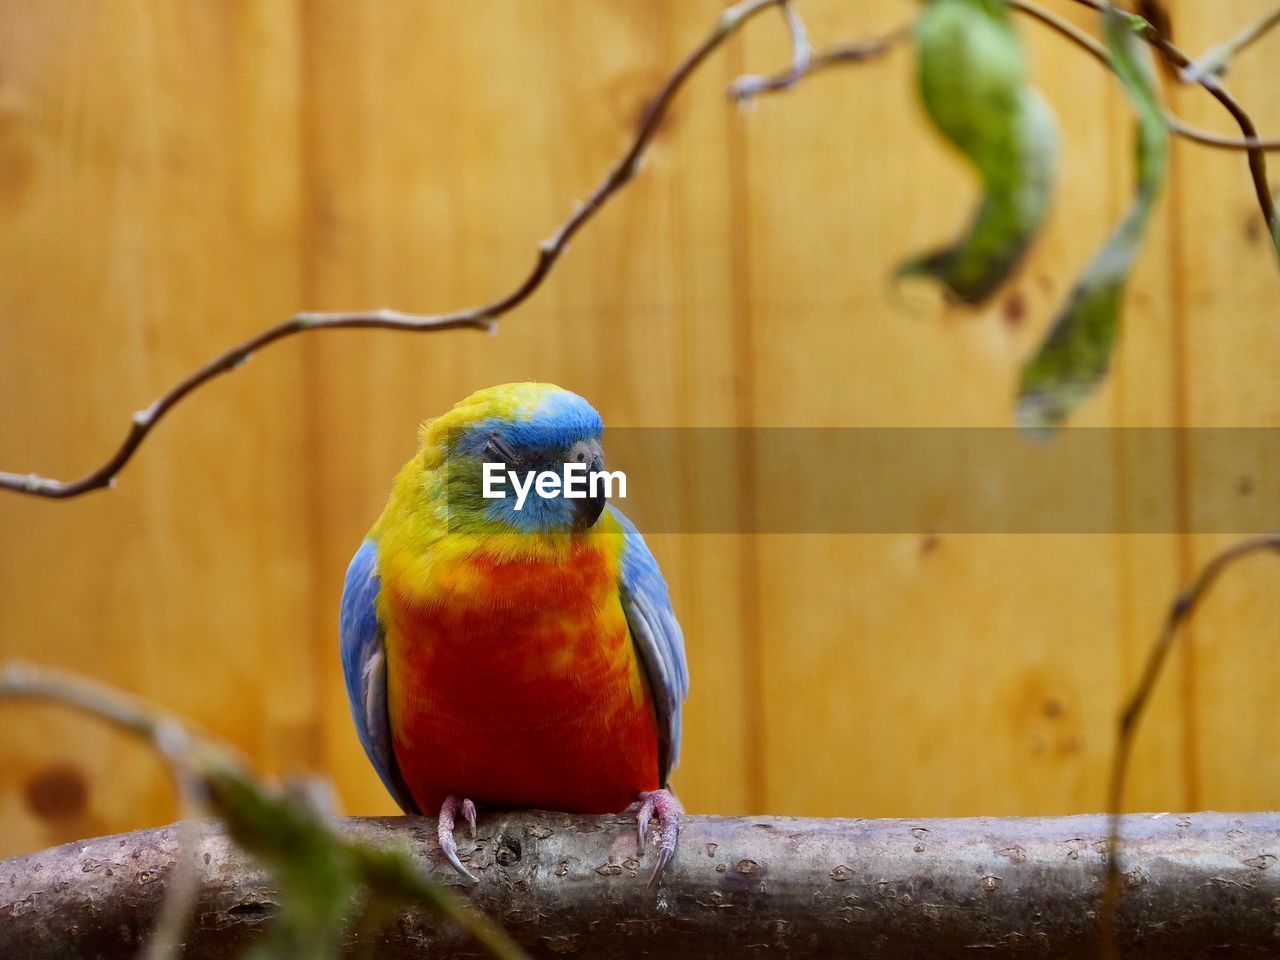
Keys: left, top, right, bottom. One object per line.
{"left": 438, "top": 794, "right": 479, "bottom": 883}
{"left": 461, "top": 798, "right": 478, "bottom": 838}
{"left": 648, "top": 842, "right": 676, "bottom": 890}
{"left": 633, "top": 794, "right": 656, "bottom": 849}
{"left": 629, "top": 788, "right": 682, "bottom": 888}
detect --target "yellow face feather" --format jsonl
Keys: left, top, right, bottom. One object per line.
{"left": 416, "top": 382, "right": 561, "bottom": 470}
{"left": 369, "top": 381, "right": 624, "bottom": 607}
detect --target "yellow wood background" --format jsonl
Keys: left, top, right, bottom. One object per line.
{"left": 1, "top": 0, "right": 1277, "bottom": 859}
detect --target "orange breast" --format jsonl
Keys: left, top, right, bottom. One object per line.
{"left": 382, "top": 545, "right": 660, "bottom": 813}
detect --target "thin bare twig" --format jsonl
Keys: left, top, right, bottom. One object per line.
{"left": 1011, "top": 1, "right": 1280, "bottom": 155}
{"left": 0, "top": 0, "right": 786, "bottom": 500}
{"left": 729, "top": 1, "right": 813, "bottom": 102}
{"left": 1008, "top": 1, "right": 1119, "bottom": 66}
{"left": 4, "top": 0, "right": 1275, "bottom": 500}
{"left": 0, "top": 661, "right": 193, "bottom": 748}
{"left": 1098, "top": 535, "right": 1280, "bottom": 960}
{"left": 1181, "top": 5, "right": 1280, "bottom": 85}
{"left": 1163, "top": 114, "right": 1280, "bottom": 152}
{"left": 730, "top": 19, "right": 913, "bottom": 103}
{"left": 1063, "top": 0, "right": 1275, "bottom": 229}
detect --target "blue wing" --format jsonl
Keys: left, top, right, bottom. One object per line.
{"left": 610, "top": 506, "right": 689, "bottom": 787}
{"left": 339, "top": 539, "right": 420, "bottom": 814}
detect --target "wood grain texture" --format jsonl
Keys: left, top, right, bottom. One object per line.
{"left": 1163, "top": 0, "right": 1280, "bottom": 814}
{"left": 0, "top": 0, "right": 314, "bottom": 856}
{"left": 0, "top": 0, "right": 1276, "bottom": 859}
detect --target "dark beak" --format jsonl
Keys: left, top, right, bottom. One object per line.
{"left": 573, "top": 454, "right": 607, "bottom": 531}
{"left": 575, "top": 489, "right": 607, "bottom": 531}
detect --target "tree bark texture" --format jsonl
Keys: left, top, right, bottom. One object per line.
{"left": 3, "top": 811, "right": 1279, "bottom": 959}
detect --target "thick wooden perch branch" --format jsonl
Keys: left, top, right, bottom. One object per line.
{"left": 4, "top": 810, "right": 1279, "bottom": 959}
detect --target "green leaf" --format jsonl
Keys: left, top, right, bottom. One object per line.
{"left": 1016, "top": 8, "right": 1169, "bottom": 433}
{"left": 204, "top": 764, "right": 359, "bottom": 960}
{"left": 202, "top": 761, "right": 530, "bottom": 960}
{"left": 901, "top": 0, "right": 1059, "bottom": 304}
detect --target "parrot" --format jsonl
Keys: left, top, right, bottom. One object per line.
{"left": 339, "top": 382, "right": 689, "bottom": 886}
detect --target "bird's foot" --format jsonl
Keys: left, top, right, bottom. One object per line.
{"left": 437, "top": 794, "right": 479, "bottom": 883}
{"left": 626, "top": 788, "right": 683, "bottom": 888}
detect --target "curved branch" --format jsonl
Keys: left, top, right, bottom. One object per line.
{"left": 1162, "top": 115, "right": 1280, "bottom": 152}
{"left": 1063, "top": 0, "right": 1276, "bottom": 228}
{"left": 5, "top": 811, "right": 1280, "bottom": 959}
{"left": 1011, "top": 2, "right": 1280, "bottom": 153}
{"left": 0, "top": 0, "right": 785, "bottom": 500}
{"left": 729, "top": 1, "right": 814, "bottom": 102}
{"left": 729, "top": 20, "right": 913, "bottom": 102}
{"left": 1181, "top": 6, "right": 1280, "bottom": 85}
{"left": 746, "top": 0, "right": 1278, "bottom": 221}
{"left": 1099, "top": 534, "right": 1280, "bottom": 960}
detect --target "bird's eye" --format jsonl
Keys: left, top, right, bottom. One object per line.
{"left": 485, "top": 434, "right": 518, "bottom": 465}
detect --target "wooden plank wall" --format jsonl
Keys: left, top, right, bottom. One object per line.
{"left": 0, "top": 0, "right": 1276, "bottom": 858}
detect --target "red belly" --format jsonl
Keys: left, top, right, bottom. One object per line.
{"left": 382, "top": 551, "right": 660, "bottom": 813}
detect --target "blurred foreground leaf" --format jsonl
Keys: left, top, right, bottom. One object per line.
{"left": 901, "top": 0, "right": 1059, "bottom": 304}
{"left": 205, "top": 762, "right": 528, "bottom": 960}
{"left": 1017, "top": 8, "right": 1168, "bottom": 433}
{"left": 0, "top": 663, "right": 527, "bottom": 960}
{"left": 205, "top": 766, "right": 357, "bottom": 960}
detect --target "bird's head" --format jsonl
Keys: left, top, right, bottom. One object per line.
{"left": 416, "top": 382, "right": 610, "bottom": 534}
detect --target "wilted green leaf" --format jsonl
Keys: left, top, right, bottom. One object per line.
{"left": 203, "top": 762, "right": 529, "bottom": 960}
{"left": 204, "top": 764, "right": 359, "bottom": 960}
{"left": 1017, "top": 8, "right": 1168, "bottom": 433}
{"left": 901, "top": 0, "right": 1059, "bottom": 304}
